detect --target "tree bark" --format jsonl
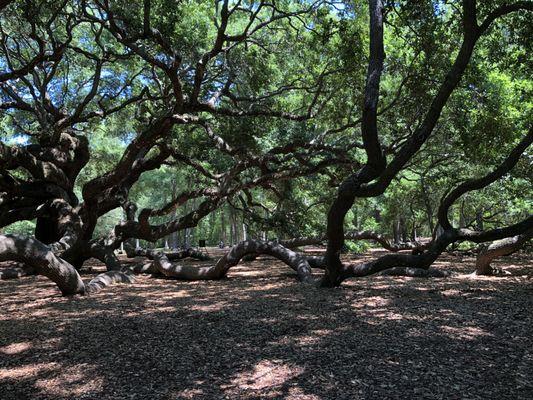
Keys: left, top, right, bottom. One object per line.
{"left": 149, "top": 239, "right": 315, "bottom": 283}
{"left": 475, "top": 230, "right": 532, "bottom": 275}
{"left": 0, "top": 234, "right": 134, "bottom": 295}
{"left": 0, "top": 234, "right": 85, "bottom": 295}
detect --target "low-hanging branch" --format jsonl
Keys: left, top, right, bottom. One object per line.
{"left": 473, "top": 230, "right": 533, "bottom": 276}
{"left": 0, "top": 234, "right": 134, "bottom": 295}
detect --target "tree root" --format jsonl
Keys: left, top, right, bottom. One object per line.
{"left": 129, "top": 261, "right": 159, "bottom": 275}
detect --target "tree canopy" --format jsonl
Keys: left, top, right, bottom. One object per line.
{"left": 0, "top": 0, "right": 531, "bottom": 294}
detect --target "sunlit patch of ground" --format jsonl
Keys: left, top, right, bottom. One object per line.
{"left": 0, "top": 248, "right": 532, "bottom": 399}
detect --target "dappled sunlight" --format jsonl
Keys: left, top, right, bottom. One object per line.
{"left": 0, "top": 250, "right": 532, "bottom": 399}
{"left": 189, "top": 300, "right": 234, "bottom": 313}
{"left": 350, "top": 295, "right": 391, "bottom": 309}
{"left": 0, "top": 341, "right": 32, "bottom": 355}
{"left": 0, "top": 362, "right": 59, "bottom": 380}
{"left": 226, "top": 360, "right": 304, "bottom": 391}
{"left": 440, "top": 325, "right": 493, "bottom": 341}
{"left": 34, "top": 364, "right": 104, "bottom": 398}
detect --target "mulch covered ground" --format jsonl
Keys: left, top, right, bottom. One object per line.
{"left": 0, "top": 248, "right": 532, "bottom": 400}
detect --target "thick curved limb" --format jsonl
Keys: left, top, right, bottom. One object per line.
{"left": 124, "top": 244, "right": 211, "bottom": 261}
{"left": 474, "top": 230, "right": 532, "bottom": 275}
{"left": 150, "top": 239, "right": 315, "bottom": 283}
{"left": 0, "top": 234, "right": 133, "bottom": 295}
{"left": 84, "top": 270, "right": 136, "bottom": 294}
{"left": 0, "top": 234, "right": 85, "bottom": 295}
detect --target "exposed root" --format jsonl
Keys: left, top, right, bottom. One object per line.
{"left": 129, "top": 261, "right": 159, "bottom": 275}
{"left": 306, "top": 256, "right": 326, "bottom": 269}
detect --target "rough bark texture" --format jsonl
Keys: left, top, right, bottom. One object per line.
{"left": 84, "top": 270, "right": 136, "bottom": 294}
{"left": 148, "top": 240, "right": 315, "bottom": 283}
{"left": 0, "top": 234, "right": 134, "bottom": 295}
{"left": 475, "top": 230, "right": 532, "bottom": 275}
{"left": 0, "top": 234, "right": 85, "bottom": 295}
{"left": 125, "top": 244, "right": 211, "bottom": 261}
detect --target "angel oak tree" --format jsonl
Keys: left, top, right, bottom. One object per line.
{"left": 0, "top": 0, "right": 531, "bottom": 294}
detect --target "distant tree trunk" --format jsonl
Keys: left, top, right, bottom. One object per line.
{"left": 352, "top": 208, "right": 359, "bottom": 230}
{"left": 230, "top": 208, "right": 238, "bottom": 245}
{"left": 459, "top": 200, "right": 466, "bottom": 228}
{"left": 373, "top": 208, "right": 382, "bottom": 223}
{"left": 399, "top": 216, "right": 408, "bottom": 242}
{"left": 184, "top": 228, "right": 191, "bottom": 249}
{"left": 176, "top": 230, "right": 182, "bottom": 248}
{"left": 392, "top": 219, "right": 400, "bottom": 244}
{"left": 476, "top": 210, "right": 484, "bottom": 231}
{"left": 420, "top": 176, "right": 434, "bottom": 235}
{"left": 220, "top": 208, "right": 227, "bottom": 244}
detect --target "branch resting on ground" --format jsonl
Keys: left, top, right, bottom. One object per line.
{"left": 0, "top": 234, "right": 134, "bottom": 295}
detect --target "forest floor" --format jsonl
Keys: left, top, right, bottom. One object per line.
{"left": 0, "top": 247, "right": 532, "bottom": 400}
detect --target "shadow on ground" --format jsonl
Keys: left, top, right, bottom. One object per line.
{"left": 0, "top": 250, "right": 532, "bottom": 399}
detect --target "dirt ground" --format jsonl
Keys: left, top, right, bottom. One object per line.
{"left": 0, "top": 248, "right": 532, "bottom": 400}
